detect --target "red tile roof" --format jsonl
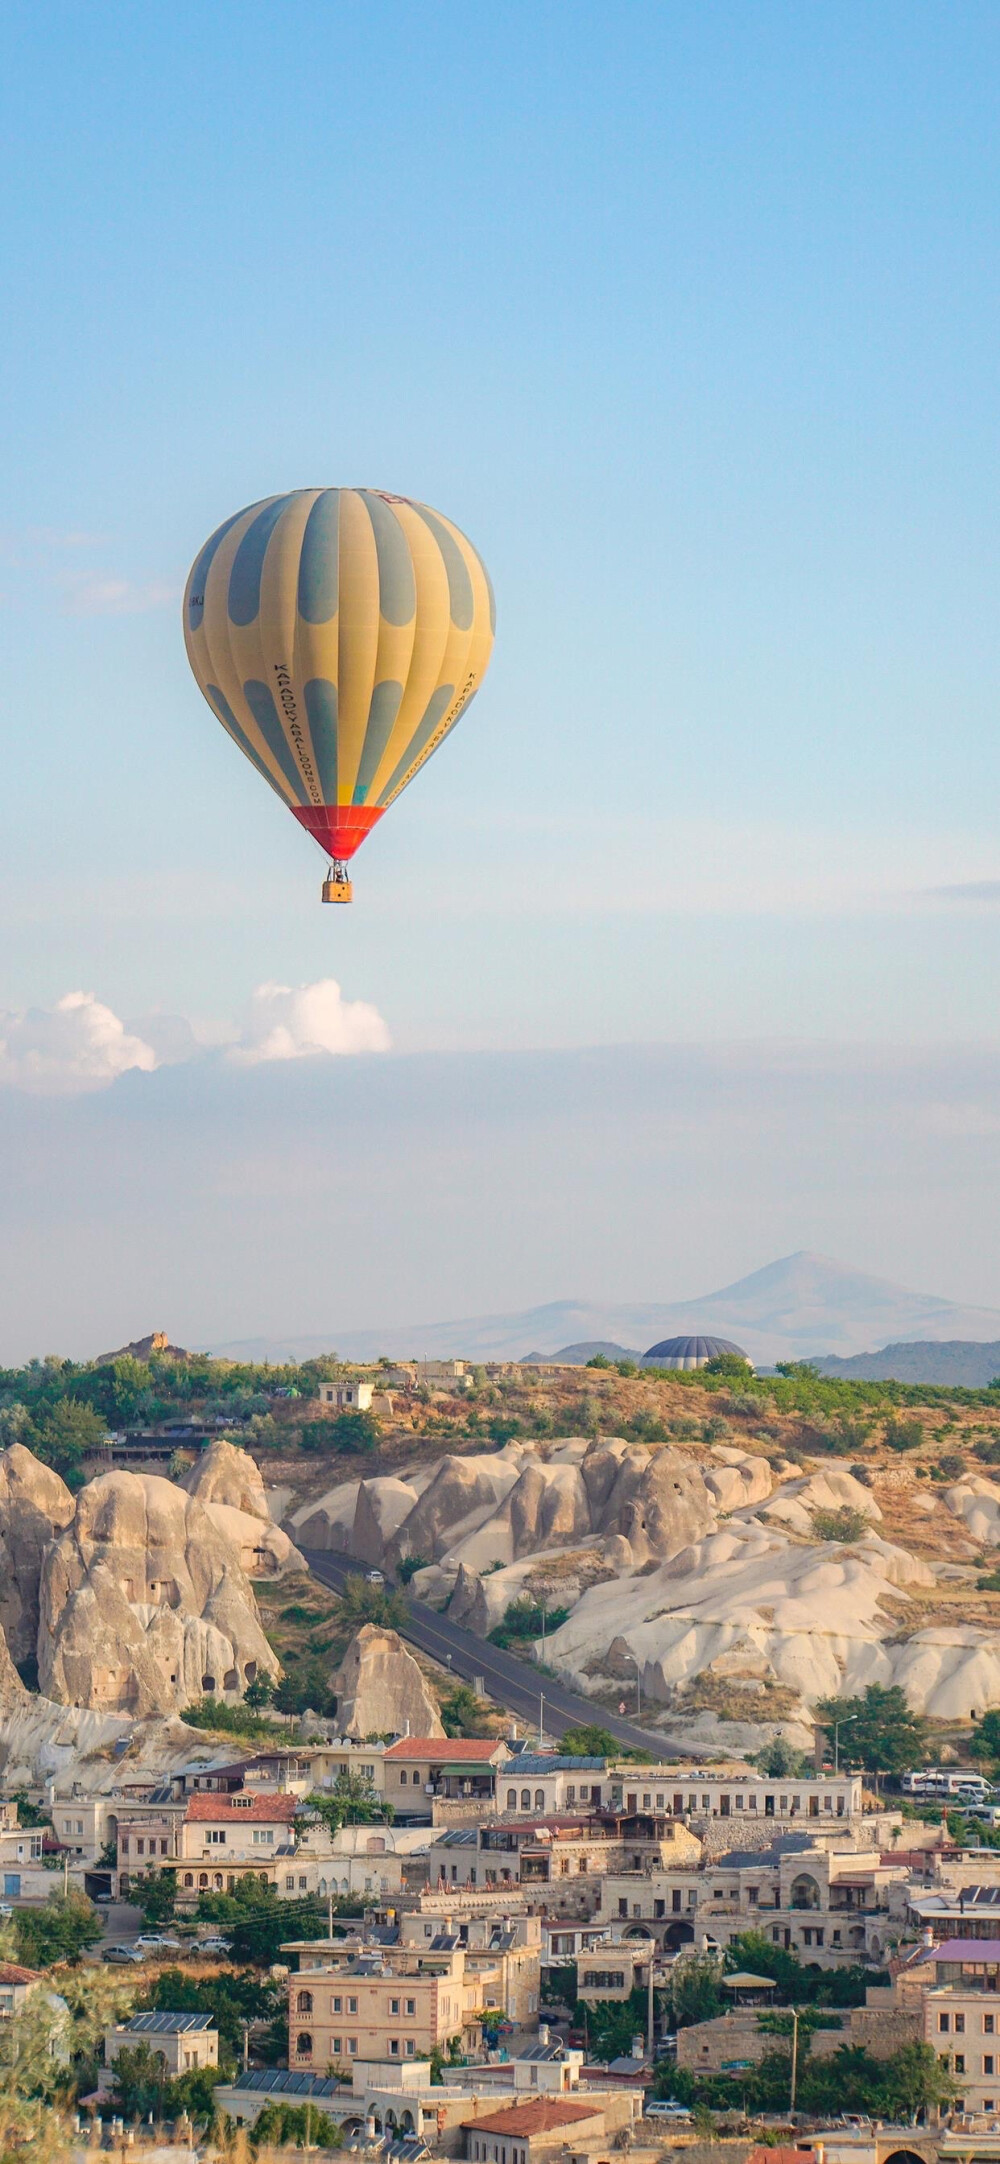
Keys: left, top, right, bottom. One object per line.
{"left": 0, "top": 1963, "right": 39, "bottom": 1985}
{"left": 385, "top": 1739, "right": 503, "bottom": 1761}
{"left": 462, "top": 2102, "right": 600, "bottom": 2136}
{"left": 185, "top": 1794, "right": 299, "bottom": 1823}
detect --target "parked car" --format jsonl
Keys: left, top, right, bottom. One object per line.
{"left": 135, "top": 1933, "right": 182, "bottom": 1952}
{"left": 364, "top": 1569, "right": 385, "bottom": 1586}
{"left": 102, "top": 1944, "right": 145, "bottom": 1965}
{"left": 645, "top": 2104, "right": 692, "bottom": 2120}
{"left": 194, "top": 1935, "right": 232, "bottom": 1956}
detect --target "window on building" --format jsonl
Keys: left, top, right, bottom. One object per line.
{"left": 390, "top": 1998, "right": 400, "bottom": 2015}
{"left": 985, "top": 2056, "right": 995, "bottom": 2076}
{"left": 347, "top": 2038, "right": 357, "bottom": 2054}
{"left": 406, "top": 1999, "right": 416, "bottom": 2016}
{"left": 332, "top": 2037, "right": 342, "bottom": 2055}
{"left": 955, "top": 2055, "right": 966, "bottom": 2075}
{"left": 507, "top": 1790, "right": 517, "bottom": 1809}
{"left": 296, "top": 1992, "right": 313, "bottom": 2014}
{"left": 400, "top": 1771, "right": 408, "bottom": 1785}
{"left": 137, "top": 1839, "right": 145, "bottom": 1855}
{"left": 939, "top": 2014, "right": 951, "bottom": 2033}
{"left": 389, "top": 2039, "right": 400, "bottom": 2055}
{"left": 987, "top": 2015, "right": 996, "bottom": 2035}
{"left": 521, "top": 1790, "right": 530, "bottom": 1809}
{"left": 405, "top": 2040, "right": 415, "bottom": 2056}
{"left": 956, "top": 2015, "right": 966, "bottom": 2035}
{"left": 348, "top": 1998, "right": 358, "bottom": 2015}
{"left": 286, "top": 1876, "right": 295, "bottom": 1890}
{"left": 296, "top": 2034, "right": 313, "bottom": 2057}
{"left": 332, "top": 1997, "right": 342, "bottom": 2013}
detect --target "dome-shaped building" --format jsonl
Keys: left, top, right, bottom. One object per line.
{"left": 643, "top": 1333, "right": 749, "bottom": 1371}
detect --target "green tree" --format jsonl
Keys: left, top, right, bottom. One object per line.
{"left": 811, "top": 1506, "right": 868, "bottom": 1543}
{"left": 300, "top": 1410, "right": 381, "bottom": 1455}
{"left": 396, "top": 1555, "right": 428, "bottom": 1584}
{"left": 133, "top": 1871, "right": 178, "bottom": 1925}
{"left": 971, "top": 1709, "right": 1000, "bottom": 1762}
{"left": 244, "top": 1672, "right": 276, "bottom": 1710}
{"left": 305, "top": 1772, "right": 391, "bottom": 1832}
{"left": 251, "top": 2100, "right": 343, "bottom": 2148}
{"left": 488, "top": 1596, "right": 570, "bottom": 1647}
{"left": 14, "top": 1889, "right": 101, "bottom": 1967}
{"left": 142, "top": 1965, "right": 280, "bottom": 2061}
{"left": 704, "top": 1354, "right": 755, "bottom": 1380}
{"left": 337, "top": 1577, "right": 408, "bottom": 1631}
{"left": 751, "top": 1738, "right": 814, "bottom": 1779}
{"left": 29, "top": 1398, "right": 106, "bottom": 1485}
{"left": 440, "top": 1684, "right": 492, "bottom": 1738}
{"left": 110, "top": 2041, "right": 170, "bottom": 2119}
{"left": 668, "top": 1951, "right": 724, "bottom": 2028}
{"left": 815, "top": 1682, "right": 928, "bottom": 1774}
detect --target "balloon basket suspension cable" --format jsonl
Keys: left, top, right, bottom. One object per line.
{"left": 321, "top": 860, "right": 353, "bottom": 905}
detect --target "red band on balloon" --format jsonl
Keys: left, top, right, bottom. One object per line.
{"left": 292, "top": 805, "right": 386, "bottom": 861}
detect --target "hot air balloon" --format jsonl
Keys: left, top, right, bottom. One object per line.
{"left": 183, "top": 489, "right": 494, "bottom": 901}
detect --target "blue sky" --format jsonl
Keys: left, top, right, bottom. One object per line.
{"left": 1, "top": 3, "right": 999, "bottom": 1353}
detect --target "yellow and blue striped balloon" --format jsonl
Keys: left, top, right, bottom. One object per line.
{"left": 183, "top": 489, "right": 495, "bottom": 880}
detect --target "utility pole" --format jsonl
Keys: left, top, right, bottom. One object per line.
{"left": 538, "top": 1692, "right": 545, "bottom": 1751}
{"left": 833, "top": 1717, "right": 856, "bottom": 1774}
{"left": 646, "top": 1950, "right": 655, "bottom": 2058}
{"left": 789, "top": 2008, "right": 799, "bottom": 2115}
{"left": 328, "top": 1889, "right": 334, "bottom": 1940}
{"left": 635, "top": 1656, "right": 642, "bottom": 1721}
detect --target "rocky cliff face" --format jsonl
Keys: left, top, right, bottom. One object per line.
{"left": 39, "top": 1471, "right": 276, "bottom": 1715}
{"left": 182, "top": 1438, "right": 270, "bottom": 1519}
{"left": 0, "top": 1444, "right": 75, "bottom": 1666}
{"left": 331, "top": 1624, "right": 445, "bottom": 1739}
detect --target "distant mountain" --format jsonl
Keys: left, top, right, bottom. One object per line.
{"left": 817, "top": 1340, "right": 1000, "bottom": 1386}
{"left": 209, "top": 1250, "right": 1000, "bottom": 1367}
{"left": 521, "top": 1341, "right": 641, "bottom": 1365}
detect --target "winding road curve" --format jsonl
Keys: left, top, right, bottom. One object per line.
{"left": 301, "top": 1547, "right": 674, "bottom": 1757}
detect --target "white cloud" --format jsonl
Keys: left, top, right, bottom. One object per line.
{"left": 59, "top": 574, "right": 179, "bottom": 617}
{"left": 0, "top": 992, "right": 158, "bottom": 1095}
{"left": 229, "top": 979, "right": 391, "bottom": 1063}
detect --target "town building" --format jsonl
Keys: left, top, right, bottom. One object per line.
{"left": 287, "top": 1940, "right": 500, "bottom": 2069}
{"left": 385, "top": 1738, "right": 508, "bottom": 1817}
{"left": 0, "top": 1963, "right": 45, "bottom": 2019}
{"left": 102, "top": 2011, "right": 218, "bottom": 2088}
{"left": 920, "top": 1939, "right": 1000, "bottom": 2116}
{"left": 316, "top": 1381, "right": 375, "bottom": 1413}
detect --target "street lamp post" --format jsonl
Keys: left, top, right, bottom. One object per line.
{"left": 834, "top": 1717, "right": 856, "bottom": 1775}
{"left": 635, "top": 1655, "right": 642, "bottom": 1720}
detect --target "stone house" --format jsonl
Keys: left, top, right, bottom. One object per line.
{"left": 385, "top": 1738, "right": 507, "bottom": 1815}
{"left": 287, "top": 1940, "right": 502, "bottom": 2069}
{"left": 463, "top": 2092, "right": 639, "bottom": 2164}
{"left": 102, "top": 2010, "right": 218, "bottom": 2088}
{"left": 173, "top": 1792, "right": 301, "bottom": 1899}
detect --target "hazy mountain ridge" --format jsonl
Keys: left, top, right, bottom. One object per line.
{"left": 817, "top": 1340, "right": 1000, "bottom": 1386}
{"left": 209, "top": 1249, "right": 1000, "bottom": 1367}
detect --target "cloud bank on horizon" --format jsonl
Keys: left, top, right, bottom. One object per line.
{"left": 0, "top": 979, "right": 390, "bottom": 1093}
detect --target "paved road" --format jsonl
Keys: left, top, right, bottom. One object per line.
{"left": 301, "top": 1548, "right": 674, "bottom": 1757}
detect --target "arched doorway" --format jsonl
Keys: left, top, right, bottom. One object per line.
{"left": 790, "top": 1873, "right": 821, "bottom": 1910}
{"left": 664, "top": 1920, "right": 694, "bottom": 1951}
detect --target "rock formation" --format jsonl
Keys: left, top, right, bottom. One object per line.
{"left": 331, "top": 1624, "right": 444, "bottom": 1738}
{"left": 182, "top": 1438, "right": 271, "bottom": 1519}
{"left": 180, "top": 1440, "right": 304, "bottom": 1576}
{"left": 0, "top": 1445, "right": 75, "bottom": 1667}
{"left": 39, "top": 1471, "right": 276, "bottom": 1716}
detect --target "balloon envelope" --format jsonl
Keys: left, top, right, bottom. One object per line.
{"left": 183, "top": 489, "right": 495, "bottom": 867}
